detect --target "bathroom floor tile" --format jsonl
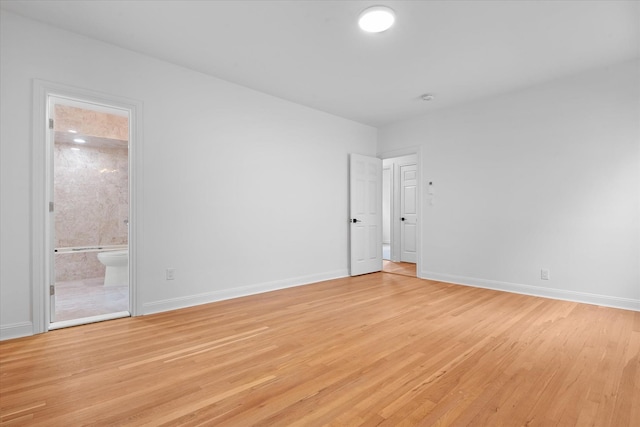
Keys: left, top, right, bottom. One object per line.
{"left": 54, "top": 277, "right": 129, "bottom": 322}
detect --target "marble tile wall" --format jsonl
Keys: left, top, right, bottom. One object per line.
{"left": 55, "top": 252, "right": 105, "bottom": 284}
{"left": 54, "top": 104, "right": 129, "bottom": 282}
{"left": 54, "top": 105, "right": 128, "bottom": 140}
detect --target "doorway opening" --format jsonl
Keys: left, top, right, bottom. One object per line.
{"left": 48, "top": 96, "right": 131, "bottom": 329}
{"left": 381, "top": 154, "right": 418, "bottom": 277}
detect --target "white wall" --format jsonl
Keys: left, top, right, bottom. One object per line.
{"left": 379, "top": 60, "right": 640, "bottom": 310}
{"left": 0, "top": 11, "right": 377, "bottom": 339}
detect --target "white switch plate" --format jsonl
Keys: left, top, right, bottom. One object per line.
{"left": 166, "top": 268, "right": 175, "bottom": 280}
{"left": 541, "top": 268, "right": 550, "bottom": 280}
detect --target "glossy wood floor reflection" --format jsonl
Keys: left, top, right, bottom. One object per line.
{"left": 1, "top": 273, "right": 639, "bottom": 426}
{"left": 382, "top": 260, "right": 416, "bottom": 277}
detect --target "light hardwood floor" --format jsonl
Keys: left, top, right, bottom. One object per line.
{"left": 382, "top": 260, "right": 416, "bottom": 277}
{"left": 1, "top": 273, "right": 638, "bottom": 426}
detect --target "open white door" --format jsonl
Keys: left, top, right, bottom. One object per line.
{"left": 400, "top": 164, "right": 417, "bottom": 263}
{"left": 350, "top": 154, "right": 382, "bottom": 276}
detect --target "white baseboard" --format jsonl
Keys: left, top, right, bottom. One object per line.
{"left": 0, "top": 322, "right": 33, "bottom": 341}
{"left": 142, "top": 269, "right": 350, "bottom": 315}
{"left": 421, "top": 271, "right": 640, "bottom": 312}
{"left": 9, "top": 269, "right": 633, "bottom": 340}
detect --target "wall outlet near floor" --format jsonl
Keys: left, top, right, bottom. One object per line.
{"left": 541, "top": 268, "right": 550, "bottom": 280}
{"left": 166, "top": 268, "right": 175, "bottom": 280}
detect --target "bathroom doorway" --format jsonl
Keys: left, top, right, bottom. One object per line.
{"left": 48, "top": 96, "right": 131, "bottom": 328}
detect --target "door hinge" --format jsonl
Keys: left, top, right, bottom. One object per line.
{"left": 49, "top": 118, "right": 54, "bottom": 129}
{"left": 50, "top": 285, "right": 55, "bottom": 296}
{"left": 49, "top": 201, "right": 54, "bottom": 212}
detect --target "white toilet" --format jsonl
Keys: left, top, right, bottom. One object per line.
{"left": 97, "top": 250, "right": 128, "bottom": 286}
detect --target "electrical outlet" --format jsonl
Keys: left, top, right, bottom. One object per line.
{"left": 166, "top": 268, "right": 175, "bottom": 280}
{"left": 541, "top": 268, "right": 550, "bottom": 280}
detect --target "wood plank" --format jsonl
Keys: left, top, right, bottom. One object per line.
{"left": 1, "top": 272, "right": 637, "bottom": 425}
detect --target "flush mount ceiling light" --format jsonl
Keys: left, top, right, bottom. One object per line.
{"left": 73, "top": 138, "right": 86, "bottom": 143}
{"left": 358, "top": 6, "right": 396, "bottom": 33}
{"left": 421, "top": 94, "right": 435, "bottom": 101}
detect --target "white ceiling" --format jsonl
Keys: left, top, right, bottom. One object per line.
{"left": 2, "top": 0, "right": 638, "bottom": 127}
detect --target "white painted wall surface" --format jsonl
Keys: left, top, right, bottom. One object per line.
{"left": 0, "top": 11, "right": 377, "bottom": 339}
{"left": 379, "top": 60, "right": 640, "bottom": 310}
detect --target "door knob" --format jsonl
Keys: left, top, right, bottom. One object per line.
{"left": 351, "top": 218, "right": 361, "bottom": 223}
{"left": 401, "top": 217, "right": 405, "bottom": 221}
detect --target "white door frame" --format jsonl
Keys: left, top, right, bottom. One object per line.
{"left": 382, "top": 160, "right": 397, "bottom": 261}
{"left": 382, "top": 165, "right": 392, "bottom": 252}
{"left": 378, "top": 147, "right": 422, "bottom": 278}
{"left": 31, "top": 80, "right": 143, "bottom": 334}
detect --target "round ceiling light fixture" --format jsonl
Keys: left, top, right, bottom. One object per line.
{"left": 421, "top": 94, "right": 435, "bottom": 101}
{"left": 358, "top": 6, "right": 396, "bottom": 33}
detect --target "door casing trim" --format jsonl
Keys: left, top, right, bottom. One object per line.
{"left": 32, "top": 79, "right": 143, "bottom": 334}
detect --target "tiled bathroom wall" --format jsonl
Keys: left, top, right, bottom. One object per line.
{"left": 54, "top": 105, "right": 128, "bottom": 282}
{"left": 55, "top": 105, "right": 128, "bottom": 140}
{"left": 54, "top": 144, "right": 129, "bottom": 281}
